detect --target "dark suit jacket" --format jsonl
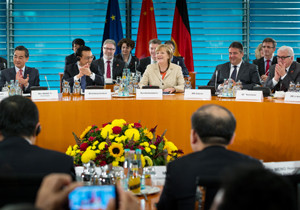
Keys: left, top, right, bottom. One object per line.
{"left": 253, "top": 56, "right": 277, "bottom": 76}
{"left": 207, "top": 61, "right": 261, "bottom": 90}
{"left": 172, "top": 56, "right": 189, "bottom": 77}
{"left": 0, "top": 67, "right": 40, "bottom": 93}
{"left": 92, "top": 57, "right": 125, "bottom": 81}
{"left": 0, "top": 136, "right": 75, "bottom": 206}
{"left": 136, "top": 56, "right": 151, "bottom": 75}
{"left": 62, "top": 62, "right": 104, "bottom": 91}
{"left": 115, "top": 54, "right": 139, "bottom": 73}
{"left": 157, "top": 146, "right": 262, "bottom": 210}
{"left": 65, "top": 53, "right": 96, "bottom": 66}
{"left": 265, "top": 61, "right": 300, "bottom": 91}
{"left": 0, "top": 57, "right": 7, "bottom": 70}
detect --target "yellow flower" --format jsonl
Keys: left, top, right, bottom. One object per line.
{"left": 111, "top": 119, "right": 127, "bottom": 128}
{"left": 81, "top": 150, "right": 96, "bottom": 163}
{"left": 164, "top": 141, "right": 178, "bottom": 155}
{"left": 145, "top": 147, "right": 151, "bottom": 153}
{"left": 73, "top": 145, "right": 79, "bottom": 150}
{"left": 70, "top": 150, "right": 76, "bottom": 157}
{"left": 92, "top": 146, "right": 96, "bottom": 150}
{"left": 98, "top": 142, "right": 108, "bottom": 150}
{"left": 112, "top": 160, "right": 119, "bottom": 167}
{"left": 141, "top": 155, "right": 146, "bottom": 167}
{"left": 101, "top": 124, "right": 113, "bottom": 139}
{"left": 109, "top": 134, "right": 115, "bottom": 140}
{"left": 93, "top": 141, "right": 99, "bottom": 146}
{"left": 66, "top": 146, "right": 72, "bottom": 155}
{"left": 147, "top": 132, "right": 153, "bottom": 139}
{"left": 144, "top": 156, "right": 153, "bottom": 166}
{"left": 95, "top": 150, "right": 100, "bottom": 154}
{"left": 128, "top": 123, "right": 134, "bottom": 129}
{"left": 80, "top": 126, "right": 92, "bottom": 139}
{"left": 119, "top": 156, "right": 125, "bottom": 162}
{"left": 125, "top": 128, "right": 140, "bottom": 141}
{"left": 141, "top": 142, "right": 149, "bottom": 147}
{"left": 76, "top": 149, "right": 81, "bottom": 154}
{"left": 115, "top": 136, "right": 123, "bottom": 143}
{"left": 150, "top": 145, "right": 156, "bottom": 149}
{"left": 109, "top": 143, "right": 124, "bottom": 158}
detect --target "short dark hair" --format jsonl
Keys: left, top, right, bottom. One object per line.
{"left": 72, "top": 38, "right": 85, "bottom": 48}
{"left": 164, "top": 40, "right": 175, "bottom": 49}
{"left": 191, "top": 104, "right": 236, "bottom": 145}
{"left": 149, "top": 39, "right": 161, "bottom": 46}
{"left": 218, "top": 166, "right": 296, "bottom": 210}
{"left": 117, "top": 38, "right": 135, "bottom": 50}
{"left": 75, "top": 46, "right": 91, "bottom": 57}
{"left": 0, "top": 96, "right": 39, "bottom": 138}
{"left": 262, "top": 37, "right": 277, "bottom": 48}
{"left": 229, "top": 42, "right": 243, "bottom": 53}
{"left": 14, "top": 46, "right": 29, "bottom": 58}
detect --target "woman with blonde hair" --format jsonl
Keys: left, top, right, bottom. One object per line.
{"left": 254, "top": 43, "right": 264, "bottom": 60}
{"left": 138, "top": 44, "right": 184, "bottom": 93}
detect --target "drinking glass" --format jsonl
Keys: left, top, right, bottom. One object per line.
{"left": 143, "top": 166, "right": 156, "bottom": 186}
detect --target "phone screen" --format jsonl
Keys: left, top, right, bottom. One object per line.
{"left": 69, "top": 185, "right": 116, "bottom": 210}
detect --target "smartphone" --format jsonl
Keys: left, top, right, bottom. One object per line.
{"left": 163, "top": 91, "right": 170, "bottom": 94}
{"left": 69, "top": 185, "right": 117, "bottom": 210}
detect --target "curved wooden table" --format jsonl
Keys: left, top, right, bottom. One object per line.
{"left": 34, "top": 94, "right": 300, "bottom": 162}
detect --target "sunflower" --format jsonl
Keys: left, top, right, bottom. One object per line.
{"left": 108, "top": 143, "right": 124, "bottom": 158}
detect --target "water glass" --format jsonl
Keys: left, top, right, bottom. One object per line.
{"left": 143, "top": 166, "right": 156, "bottom": 186}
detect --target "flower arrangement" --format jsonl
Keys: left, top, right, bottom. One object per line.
{"left": 66, "top": 119, "right": 183, "bottom": 167}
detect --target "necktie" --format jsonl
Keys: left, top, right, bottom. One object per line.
{"left": 107, "top": 60, "right": 111, "bottom": 79}
{"left": 81, "top": 75, "right": 86, "bottom": 91}
{"left": 19, "top": 69, "right": 24, "bottom": 89}
{"left": 231, "top": 66, "right": 237, "bottom": 81}
{"left": 266, "top": 60, "right": 270, "bottom": 76}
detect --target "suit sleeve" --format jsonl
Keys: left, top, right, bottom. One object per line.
{"left": 173, "top": 67, "right": 185, "bottom": 92}
{"left": 62, "top": 65, "right": 75, "bottom": 87}
{"left": 242, "top": 65, "right": 261, "bottom": 90}
{"left": 91, "top": 64, "right": 104, "bottom": 86}
{"left": 178, "top": 58, "right": 189, "bottom": 77}
{"left": 24, "top": 69, "right": 40, "bottom": 93}
{"left": 0, "top": 71, "right": 5, "bottom": 90}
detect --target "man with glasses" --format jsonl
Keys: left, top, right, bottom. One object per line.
{"left": 253, "top": 38, "right": 277, "bottom": 83}
{"left": 62, "top": 46, "right": 104, "bottom": 92}
{"left": 93, "top": 39, "right": 125, "bottom": 84}
{"left": 265, "top": 46, "right": 300, "bottom": 91}
{"left": 0, "top": 45, "right": 40, "bottom": 93}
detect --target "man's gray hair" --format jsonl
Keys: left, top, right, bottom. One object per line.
{"left": 103, "top": 39, "right": 116, "bottom": 48}
{"left": 278, "top": 46, "right": 294, "bottom": 57}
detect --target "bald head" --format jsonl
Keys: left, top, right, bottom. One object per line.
{"left": 191, "top": 104, "right": 236, "bottom": 145}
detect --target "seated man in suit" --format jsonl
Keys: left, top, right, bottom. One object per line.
{"left": 0, "top": 56, "right": 7, "bottom": 70}
{"left": 0, "top": 46, "right": 40, "bottom": 93}
{"left": 65, "top": 38, "right": 96, "bottom": 67}
{"left": 165, "top": 40, "right": 189, "bottom": 77}
{"left": 265, "top": 46, "right": 300, "bottom": 91}
{"left": 0, "top": 95, "right": 75, "bottom": 206}
{"left": 136, "top": 38, "right": 161, "bottom": 75}
{"left": 93, "top": 39, "right": 125, "bottom": 84}
{"left": 253, "top": 37, "right": 277, "bottom": 83}
{"left": 157, "top": 104, "right": 261, "bottom": 210}
{"left": 208, "top": 42, "right": 260, "bottom": 90}
{"left": 63, "top": 46, "right": 104, "bottom": 92}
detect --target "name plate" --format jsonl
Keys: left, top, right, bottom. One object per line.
{"left": 284, "top": 92, "right": 300, "bottom": 102}
{"left": 153, "top": 166, "right": 167, "bottom": 179}
{"left": 85, "top": 89, "right": 111, "bottom": 99}
{"left": 184, "top": 89, "right": 211, "bottom": 100}
{"left": 264, "top": 161, "right": 300, "bottom": 175}
{"left": 136, "top": 89, "right": 162, "bottom": 99}
{"left": 236, "top": 90, "right": 263, "bottom": 101}
{"left": 31, "top": 90, "right": 59, "bottom": 100}
{"left": 0, "top": 92, "right": 9, "bottom": 101}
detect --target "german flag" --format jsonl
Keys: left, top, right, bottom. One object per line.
{"left": 171, "top": 0, "right": 194, "bottom": 72}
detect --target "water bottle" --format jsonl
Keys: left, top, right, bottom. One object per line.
{"left": 135, "top": 149, "right": 145, "bottom": 189}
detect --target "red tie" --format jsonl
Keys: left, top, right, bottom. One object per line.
{"left": 266, "top": 60, "right": 270, "bottom": 76}
{"left": 19, "top": 69, "right": 23, "bottom": 78}
{"left": 107, "top": 61, "right": 111, "bottom": 79}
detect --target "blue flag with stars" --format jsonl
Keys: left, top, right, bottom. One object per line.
{"left": 101, "top": 0, "right": 123, "bottom": 56}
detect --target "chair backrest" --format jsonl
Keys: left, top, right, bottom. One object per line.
{"left": 195, "top": 176, "right": 221, "bottom": 210}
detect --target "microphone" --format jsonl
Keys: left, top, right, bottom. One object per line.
{"left": 45, "top": 75, "right": 50, "bottom": 90}
{"left": 135, "top": 61, "right": 137, "bottom": 72}
{"left": 215, "top": 68, "right": 219, "bottom": 91}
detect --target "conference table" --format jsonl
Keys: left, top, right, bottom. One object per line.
{"left": 34, "top": 93, "right": 300, "bottom": 163}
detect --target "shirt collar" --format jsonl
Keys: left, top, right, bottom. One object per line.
{"left": 231, "top": 60, "right": 242, "bottom": 69}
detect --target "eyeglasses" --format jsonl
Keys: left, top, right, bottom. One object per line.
{"left": 104, "top": 47, "right": 115, "bottom": 51}
{"left": 277, "top": 56, "right": 291, "bottom": 60}
{"left": 262, "top": 46, "right": 274, "bottom": 49}
{"left": 83, "top": 55, "right": 95, "bottom": 60}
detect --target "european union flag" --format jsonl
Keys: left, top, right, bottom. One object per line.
{"left": 101, "top": 0, "right": 123, "bottom": 56}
